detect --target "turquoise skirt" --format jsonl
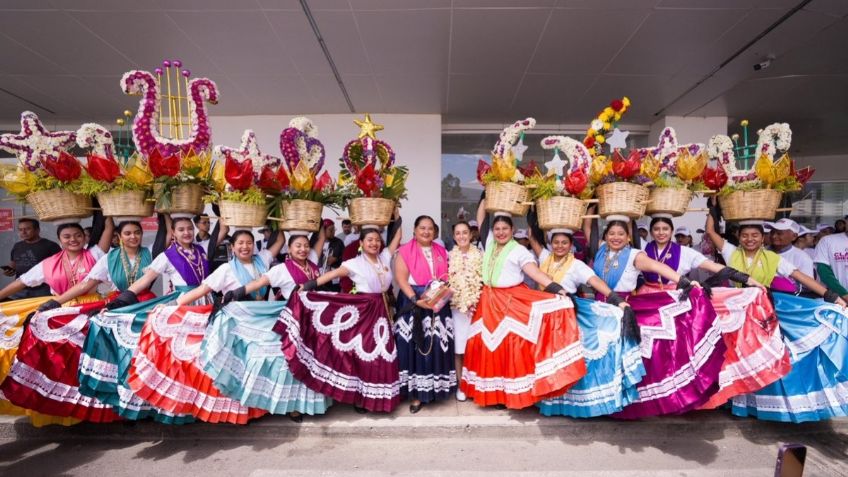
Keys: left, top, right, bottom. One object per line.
{"left": 200, "top": 301, "right": 332, "bottom": 415}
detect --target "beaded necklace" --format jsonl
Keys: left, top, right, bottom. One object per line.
{"left": 120, "top": 247, "right": 142, "bottom": 286}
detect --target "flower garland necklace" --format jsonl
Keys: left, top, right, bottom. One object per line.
{"left": 449, "top": 245, "right": 482, "bottom": 313}
{"left": 120, "top": 247, "right": 142, "bottom": 286}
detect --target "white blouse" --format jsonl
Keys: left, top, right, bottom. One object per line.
{"left": 537, "top": 249, "right": 597, "bottom": 294}
{"left": 264, "top": 250, "right": 319, "bottom": 299}
{"left": 19, "top": 246, "right": 106, "bottom": 293}
{"left": 483, "top": 236, "right": 536, "bottom": 288}
{"left": 720, "top": 243, "right": 797, "bottom": 278}
{"left": 341, "top": 249, "right": 393, "bottom": 293}
{"left": 203, "top": 250, "right": 274, "bottom": 296}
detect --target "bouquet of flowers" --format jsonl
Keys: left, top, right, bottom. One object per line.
{"left": 209, "top": 130, "right": 277, "bottom": 227}
{"left": 476, "top": 118, "right": 537, "bottom": 216}
{"left": 582, "top": 97, "right": 631, "bottom": 156}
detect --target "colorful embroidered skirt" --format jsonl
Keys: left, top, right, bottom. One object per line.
{"left": 200, "top": 301, "right": 332, "bottom": 415}
{"left": 127, "top": 305, "right": 266, "bottom": 424}
{"left": 460, "top": 285, "right": 586, "bottom": 409}
{"left": 0, "top": 300, "right": 119, "bottom": 423}
{"left": 732, "top": 293, "right": 848, "bottom": 422}
{"left": 274, "top": 291, "right": 400, "bottom": 413}
{"left": 394, "top": 288, "right": 456, "bottom": 403}
{"left": 612, "top": 287, "right": 725, "bottom": 419}
{"left": 538, "top": 297, "right": 645, "bottom": 417}
{"left": 77, "top": 291, "right": 194, "bottom": 424}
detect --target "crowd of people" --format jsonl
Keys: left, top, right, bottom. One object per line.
{"left": 1, "top": 196, "right": 847, "bottom": 426}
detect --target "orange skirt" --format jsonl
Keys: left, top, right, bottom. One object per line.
{"left": 460, "top": 285, "right": 586, "bottom": 409}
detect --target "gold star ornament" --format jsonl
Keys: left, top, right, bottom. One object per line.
{"left": 354, "top": 113, "right": 384, "bottom": 140}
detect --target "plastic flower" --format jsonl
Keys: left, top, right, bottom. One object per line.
{"left": 1, "top": 167, "right": 34, "bottom": 196}
{"left": 275, "top": 164, "right": 291, "bottom": 190}
{"left": 491, "top": 151, "right": 518, "bottom": 182}
{"left": 85, "top": 154, "right": 121, "bottom": 183}
{"left": 355, "top": 161, "right": 380, "bottom": 197}
{"left": 210, "top": 160, "right": 227, "bottom": 193}
{"left": 754, "top": 153, "right": 791, "bottom": 187}
{"left": 313, "top": 170, "right": 333, "bottom": 191}
{"left": 701, "top": 165, "right": 728, "bottom": 190}
{"left": 792, "top": 159, "right": 814, "bottom": 186}
{"left": 639, "top": 151, "right": 660, "bottom": 180}
{"left": 148, "top": 149, "right": 180, "bottom": 178}
{"left": 224, "top": 155, "right": 254, "bottom": 191}
{"left": 589, "top": 155, "right": 611, "bottom": 184}
{"left": 675, "top": 149, "right": 708, "bottom": 182}
{"left": 290, "top": 160, "right": 315, "bottom": 192}
{"left": 258, "top": 165, "right": 282, "bottom": 193}
{"left": 43, "top": 151, "right": 82, "bottom": 182}
{"left": 125, "top": 155, "right": 153, "bottom": 188}
{"left": 564, "top": 168, "right": 588, "bottom": 196}
{"left": 611, "top": 150, "right": 640, "bottom": 180}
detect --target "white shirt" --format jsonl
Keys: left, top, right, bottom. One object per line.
{"left": 814, "top": 233, "right": 848, "bottom": 287}
{"left": 264, "top": 251, "right": 319, "bottom": 299}
{"left": 343, "top": 233, "right": 359, "bottom": 247}
{"left": 721, "top": 242, "right": 797, "bottom": 278}
{"left": 538, "top": 249, "right": 596, "bottom": 294}
{"left": 86, "top": 247, "right": 150, "bottom": 292}
{"left": 595, "top": 248, "right": 643, "bottom": 293}
{"left": 203, "top": 250, "right": 274, "bottom": 296}
{"left": 145, "top": 252, "right": 191, "bottom": 293}
{"left": 19, "top": 246, "right": 106, "bottom": 293}
{"left": 341, "top": 249, "right": 393, "bottom": 293}
{"left": 775, "top": 245, "right": 814, "bottom": 278}
{"left": 482, "top": 236, "right": 536, "bottom": 288}
{"left": 405, "top": 245, "right": 436, "bottom": 286}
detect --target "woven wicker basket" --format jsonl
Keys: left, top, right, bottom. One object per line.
{"left": 155, "top": 183, "right": 204, "bottom": 215}
{"left": 719, "top": 189, "right": 782, "bottom": 221}
{"left": 219, "top": 200, "right": 267, "bottom": 228}
{"left": 646, "top": 187, "right": 693, "bottom": 217}
{"left": 349, "top": 197, "right": 395, "bottom": 226}
{"left": 485, "top": 181, "right": 531, "bottom": 216}
{"left": 536, "top": 196, "right": 588, "bottom": 230}
{"left": 26, "top": 190, "right": 92, "bottom": 222}
{"left": 97, "top": 190, "right": 154, "bottom": 218}
{"left": 281, "top": 199, "right": 323, "bottom": 232}
{"left": 596, "top": 182, "right": 650, "bottom": 219}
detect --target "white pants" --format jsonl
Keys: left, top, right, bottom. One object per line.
{"left": 452, "top": 308, "right": 471, "bottom": 355}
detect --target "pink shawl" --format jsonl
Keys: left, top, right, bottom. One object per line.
{"left": 397, "top": 239, "right": 448, "bottom": 285}
{"left": 41, "top": 249, "right": 98, "bottom": 295}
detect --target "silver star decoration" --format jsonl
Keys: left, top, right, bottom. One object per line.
{"left": 544, "top": 150, "right": 567, "bottom": 177}
{"left": 511, "top": 135, "right": 529, "bottom": 162}
{"left": 607, "top": 128, "right": 630, "bottom": 150}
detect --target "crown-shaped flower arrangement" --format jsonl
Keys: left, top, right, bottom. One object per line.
{"left": 338, "top": 114, "right": 408, "bottom": 202}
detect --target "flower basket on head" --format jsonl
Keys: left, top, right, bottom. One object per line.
{"left": 484, "top": 181, "right": 531, "bottom": 216}
{"left": 719, "top": 189, "right": 782, "bottom": 222}
{"left": 636, "top": 127, "right": 708, "bottom": 217}
{"left": 97, "top": 190, "right": 154, "bottom": 219}
{"left": 530, "top": 135, "right": 595, "bottom": 230}
{"left": 280, "top": 199, "right": 324, "bottom": 231}
{"left": 646, "top": 187, "right": 693, "bottom": 217}
{"left": 219, "top": 200, "right": 267, "bottom": 228}
{"left": 338, "top": 114, "right": 406, "bottom": 226}
{"left": 477, "top": 118, "right": 537, "bottom": 217}
{"left": 26, "top": 190, "right": 92, "bottom": 222}
{"left": 536, "top": 196, "right": 589, "bottom": 230}
{"left": 156, "top": 182, "right": 204, "bottom": 215}
{"left": 596, "top": 182, "right": 650, "bottom": 219}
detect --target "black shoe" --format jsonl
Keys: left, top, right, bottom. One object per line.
{"left": 409, "top": 401, "right": 423, "bottom": 414}
{"left": 289, "top": 412, "right": 303, "bottom": 423}
{"left": 354, "top": 406, "right": 368, "bottom": 414}
{"left": 495, "top": 404, "right": 507, "bottom": 410}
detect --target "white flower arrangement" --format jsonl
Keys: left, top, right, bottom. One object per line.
{"left": 448, "top": 246, "right": 483, "bottom": 314}
{"left": 289, "top": 116, "right": 319, "bottom": 138}
{"left": 76, "top": 123, "right": 114, "bottom": 157}
{"left": 756, "top": 122, "right": 791, "bottom": 159}
{"left": 493, "top": 117, "right": 536, "bottom": 156}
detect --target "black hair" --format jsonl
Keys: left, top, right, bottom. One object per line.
{"left": 172, "top": 216, "right": 194, "bottom": 227}
{"left": 492, "top": 215, "right": 513, "bottom": 228}
{"left": 193, "top": 214, "right": 209, "bottom": 224}
{"left": 649, "top": 216, "right": 674, "bottom": 232}
{"left": 116, "top": 220, "right": 143, "bottom": 234}
{"left": 56, "top": 222, "right": 85, "bottom": 237}
{"left": 18, "top": 218, "right": 39, "bottom": 230}
{"left": 342, "top": 219, "right": 351, "bottom": 226}
{"left": 549, "top": 231, "right": 574, "bottom": 245}
{"left": 602, "top": 220, "right": 630, "bottom": 239}
{"left": 359, "top": 227, "right": 384, "bottom": 244}
{"left": 231, "top": 229, "right": 255, "bottom": 243}
{"left": 452, "top": 221, "right": 471, "bottom": 233}
{"left": 413, "top": 215, "right": 436, "bottom": 229}
{"left": 836, "top": 219, "right": 846, "bottom": 227}
{"left": 287, "top": 233, "right": 311, "bottom": 248}
{"left": 738, "top": 224, "right": 765, "bottom": 235}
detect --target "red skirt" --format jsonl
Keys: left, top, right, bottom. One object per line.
{"left": 127, "top": 305, "right": 266, "bottom": 424}
{"left": 460, "top": 285, "right": 586, "bottom": 409}
{"left": 0, "top": 300, "right": 119, "bottom": 422}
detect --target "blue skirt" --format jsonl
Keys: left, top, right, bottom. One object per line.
{"left": 77, "top": 292, "right": 195, "bottom": 424}
{"left": 538, "top": 297, "right": 645, "bottom": 417}
{"left": 395, "top": 287, "right": 456, "bottom": 402}
{"left": 200, "top": 301, "right": 332, "bottom": 415}
{"left": 731, "top": 293, "right": 848, "bottom": 422}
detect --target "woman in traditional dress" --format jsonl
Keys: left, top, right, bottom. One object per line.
{"left": 0, "top": 219, "right": 112, "bottom": 426}
{"left": 393, "top": 215, "right": 455, "bottom": 413}
{"left": 126, "top": 228, "right": 283, "bottom": 424}
{"left": 705, "top": 211, "right": 848, "bottom": 422}
{"left": 584, "top": 216, "right": 726, "bottom": 418}
{"left": 1, "top": 219, "right": 155, "bottom": 424}
{"left": 202, "top": 228, "right": 332, "bottom": 422}
{"left": 448, "top": 221, "right": 482, "bottom": 402}
{"left": 459, "top": 199, "right": 586, "bottom": 410}
{"left": 77, "top": 214, "right": 220, "bottom": 424}
{"left": 527, "top": 227, "right": 646, "bottom": 417}
{"left": 641, "top": 215, "right": 789, "bottom": 409}
{"left": 275, "top": 216, "right": 403, "bottom": 413}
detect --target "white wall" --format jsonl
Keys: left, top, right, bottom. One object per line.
{"left": 209, "top": 114, "right": 442, "bottom": 239}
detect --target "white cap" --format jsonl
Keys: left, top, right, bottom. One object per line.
{"left": 170, "top": 213, "right": 194, "bottom": 219}
{"left": 114, "top": 216, "right": 144, "bottom": 223}
{"left": 651, "top": 213, "right": 673, "bottom": 220}
{"left": 798, "top": 225, "right": 816, "bottom": 236}
{"left": 817, "top": 223, "right": 835, "bottom": 232}
{"left": 514, "top": 229, "right": 529, "bottom": 240}
{"left": 605, "top": 214, "right": 631, "bottom": 223}
{"left": 764, "top": 218, "right": 800, "bottom": 234}
{"left": 53, "top": 218, "right": 81, "bottom": 226}
{"left": 674, "top": 226, "right": 691, "bottom": 236}
{"left": 468, "top": 220, "right": 479, "bottom": 228}
{"left": 493, "top": 211, "right": 510, "bottom": 218}
{"left": 287, "top": 230, "right": 310, "bottom": 237}
{"left": 739, "top": 220, "right": 764, "bottom": 226}
{"left": 547, "top": 228, "right": 574, "bottom": 241}
{"left": 637, "top": 222, "right": 648, "bottom": 231}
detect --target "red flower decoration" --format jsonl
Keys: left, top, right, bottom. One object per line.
{"left": 148, "top": 149, "right": 180, "bottom": 178}
{"left": 43, "top": 152, "right": 82, "bottom": 182}
{"left": 313, "top": 170, "right": 333, "bottom": 192}
{"left": 701, "top": 165, "right": 728, "bottom": 190}
{"left": 355, "top": 161, "right": 380, "bottom": 197}
{"left": 610, "top": 99, "right": 624, "bottom": 112}
{"left": 224, "top": 156, "right": 254, "bottom": 191}
{"left": 564, "top": 168, "right": 588, "bottom": 196}
{"left": 583, "top": 136, "right": 595, "bottom": 148}
{"left": 275, "top": 165, "right": 291, "bottom": 190}
{"left": 789, "top": 160, "right": 814, "bottom": 186}
{"left": 612, "top": 150, "right": 640, "bottom": 180}
{"left": 518, "top": 160, "right": 540, "bottom": 178}
{"left": 85, "top": 154, "right": 121, "bottom": 183}
{"left": 476, "top": 159, "right": 491, "bottom": 184}
{"left": 258, "top": 165, "right": 282, "bottom": 193}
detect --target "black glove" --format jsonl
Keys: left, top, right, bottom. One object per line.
{"left": 824, "top": 289, "right": 841, "bottom": 304}
{"left": 606, "top": 291, "right": 625, "bottom": 307}
{"left": 620, "top": 305, "right": 641, "bottom": 343}
{"left": 727, "top": 268, "right": 751, "bottom": 286}
{"left": 106, "top": 290, "right": 138, "bottom": 310}
{"left": 544, "top": 282, "right": 565, "bottom": 295}
{"left": 676, "top": 277, "right": 695, "bottom": 302}
{"left": 301, "top": 280, "right": 318, "bottom": 292}
{"left": 708, "top": 196, "right": 723, "bottom": 224}
{"left": 223, "top": 286, "right": 248, "bottom": 304}
{"left": 37, "top": 299, "right": 60, "bottom": 312}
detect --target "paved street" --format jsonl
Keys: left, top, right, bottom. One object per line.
{"left": 1, "top": 401, "right": 846, "bottom": 476}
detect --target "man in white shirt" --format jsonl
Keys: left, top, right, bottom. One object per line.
{"left": 766, "top": 218, "right": 815, "bottom": 286}
{"left": 814, "top": 228, "right": 848, "bottom": 301}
